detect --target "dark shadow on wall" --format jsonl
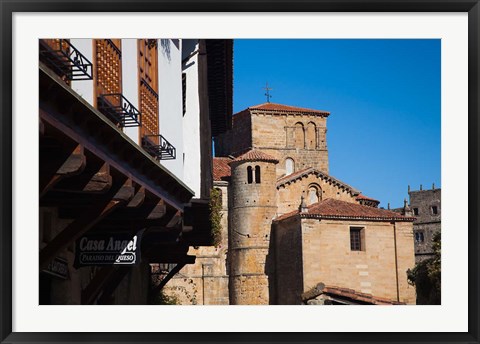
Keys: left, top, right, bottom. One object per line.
{"left": 265, "top": 225, "right": 277, "bottom": 305}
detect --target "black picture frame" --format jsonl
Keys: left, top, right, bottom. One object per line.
{"left": 1, "top": 1, "right": 479, "bottom": 343}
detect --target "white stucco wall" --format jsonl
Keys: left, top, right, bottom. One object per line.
{"left": 158, "top": 39, "right": 184, "bottom": 180}
{"left": 122, "top": 39, "right": 140, "bottom": 144}
{"left": 70, "top": 39, "right": 93, "bottom": 106}
{"left": 181, "top": 39, "right": 202, "bottom": 197}
{"left": 69, "top": 39, "right": 195, "bottom": 192}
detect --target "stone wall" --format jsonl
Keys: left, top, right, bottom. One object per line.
{"left": 277, "top": 173, "right": 359, "bottom": 216}
{"left": 161, "top": 244, "right": 229, "bottom": 305}
{"left": 275, "top": 218, "right": 416, "bottom": 305}
{"left": 214, "top": 110, "right": 329, "bottom": 177}
{"left": 272, "top": 217, "right": 304, "bottom": 305}
{"left": 393, "top": 221, "right": 417, "bottom": 303}
{"left": 409, "top": 188, "right": 441, "bottom": 262}
{"left": 251, "top": 112, "right": 329, "bottom": 176}
{"left": 228, "top": 159, "right": 278, "bottom": 304}
{"left": 162, "top": 182, "right": 230, "bottom": 305}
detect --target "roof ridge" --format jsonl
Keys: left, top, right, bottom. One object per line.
{"left": 276, "top": 168, "right": 360, "bottom": 195}
{"left": 243, "top": 102, "right": 330, "bottom": 116}
{"left": 274, "top": 198, "right": 415, "bottom": 222}
{"left": 229, "top": 149, "right": 279, "bottom": 164}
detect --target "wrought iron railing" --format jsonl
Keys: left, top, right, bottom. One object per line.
{"left": 39, "top": 39, "right": 93, "bottom": 80}
{"left": 97, "top": 94, "right": 142, "bottom": 128}
{"left": 142, "top": 135, "right": 176, "bottom": 160}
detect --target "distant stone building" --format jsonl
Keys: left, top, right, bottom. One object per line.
{"left": 164, "top": 102, "right": 417, "bottom": 305}
{"left": 392, "top": 186, "right": 441, "bottom": 263}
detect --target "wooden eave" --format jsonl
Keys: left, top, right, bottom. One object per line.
{"left": 206, "top": 39, "right": 233, "bottom": 137}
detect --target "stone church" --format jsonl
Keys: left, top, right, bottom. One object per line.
{"left": 164, "top": 102, "right": 416, "bottom": 305}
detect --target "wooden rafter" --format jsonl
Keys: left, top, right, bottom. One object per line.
{"left": 39, "top": 144, "right": 86, "bottom": 197}
{"left": 53, "top": 158, "right": 112, "bottom": 194}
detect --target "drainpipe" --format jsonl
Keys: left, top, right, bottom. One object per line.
{"left": 393, "top": 222, "right": 400, "bottom": 302}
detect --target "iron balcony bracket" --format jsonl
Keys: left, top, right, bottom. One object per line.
{"left": 142, "top": 135, "right": 176, "bottom": 160}
{"left": 97, "top": 94, "right": 142, "bottom": 128}
{"left": 39, "top": 39, "right": 93, "bottom": 81}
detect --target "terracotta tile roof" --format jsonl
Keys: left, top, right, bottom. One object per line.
{"left": 356, "top": 194, "right": 380, "bottom": 204}
{"left": 276, "top": 167, "right": 360, "bottom": 196}
{"left": 301, "top": 283, "right": 405, "bottom": 305}
{"left": 356, "top": 194, "right": 379, "bottom": 202}
{"left": 322, "top": 286, "right": 405, "bottom": 305}
{"left": 248, "top": 102, "right": 330, "bottom": 116}
{"left": 213, "top": 157, "right": 233, "bottom": 181}
{"left": 229, "top": 149, "right": 279, "bottom": 164}
{"left": 274, "top": 198, "right": 415, "bottom": 222}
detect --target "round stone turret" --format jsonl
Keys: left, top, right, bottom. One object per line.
{"left": 228, "top": 149, "right": 279, "bottom": 305}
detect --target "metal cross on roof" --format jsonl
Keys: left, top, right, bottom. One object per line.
{"left": 263, "top": 82, "right": 272, "bottom": 103}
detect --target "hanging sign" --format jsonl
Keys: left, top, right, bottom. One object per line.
{"left": 74, "top": 230, "right": 144, "bottom": 267}
{"left": 42, "top": 257, "right": 69, "bottom": 279}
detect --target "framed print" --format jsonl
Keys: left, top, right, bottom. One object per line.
{"left": 1, "top": 1, "right": 479, "bottom": 343}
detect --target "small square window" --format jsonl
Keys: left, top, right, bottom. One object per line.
{"left": 415, "top": 231, "right": 425, "bottom": 243}
{"left": 413, "top": 208, "right": 419, "bottom": 216}
{"left": 432, "top": 206, "right": 438, "bottom": 215}
{"left": 350, "top": 227, "right": 364, "bottom": 251}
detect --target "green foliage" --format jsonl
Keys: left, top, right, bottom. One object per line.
{"left": 407, "top": 232, "right": 441, "bottom": 304}
{"left": 153, "top": 290, "right": 179, "bottom": 305}
{"left": 209, "top": 188, "right": 223, "bottom": 247}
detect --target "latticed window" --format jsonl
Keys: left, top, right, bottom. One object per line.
{"left": 138, "top": 39, "right": 159, "bottom": 141}
{"left": 94, "top": 39, "right": 122, "bottom": 105}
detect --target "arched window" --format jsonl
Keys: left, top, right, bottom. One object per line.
{"left": 294, "top": 122, "right": 305, "bottom": 149}
{"left": 307, "top": 184, "right": 321, "bottom": 205}
{"left": 255, "top": 165, "right": 261, "bottom": 183}
{"left": 247, "top": 166, "right": 253, "bottom": 184}
{"left": 306, "top": 122, "right": 317, "bottom": 149}
{"left": 285, "top": 158, "right": 295, "bottom": 175}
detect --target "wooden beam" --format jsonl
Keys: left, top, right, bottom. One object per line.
{"left": 147, "top": 253, "right": 196, "bottom": 264}
{"left": 96, "top": 267, "right": 130, "bottom": 305}
{"left": 165, "top": 210, "right": 182, "bottom": 228}
{"left": 39, "top": 179, "right": 134, "bottom": 269}
{"left": 39, "top": 119, "right": 45, "bottom": 136}
{"left": 97, "top": 198, "right": 165, "bottom": 224}
{"left": 147, "top": 201, "right": 167, "bottom": 220}
{"left": 82, "top": 266, "right": 130, "bottom": 305}
{"left": 149, "top": 262, "right": 189, "bottom": 303}
{"left": 127, "top": 186, "right": 145, "bottom": 208}
{"left": 53, "top": 162, "right": 112, "bottom": 194}
{"left": 81, "top": 266, "right": 116, "bottom": 305}
{"left": 40, "top": 145, "right": 86, "bottom": 197}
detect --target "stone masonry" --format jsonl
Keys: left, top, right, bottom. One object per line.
{"left": 228, "top": 152, "right": 278, "bottom": 305}
{"left": 409, "top": 186, "right": 441, "bottom": 263}
{"left": 215, "top": 103, "right": 330, "bottom": 177}
{"left": 164, "top": 102, "right": 417, "bottom": 305}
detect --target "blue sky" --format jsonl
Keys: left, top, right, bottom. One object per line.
{"left": 231, "top": 39, "right": 441, "bottom": 209}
